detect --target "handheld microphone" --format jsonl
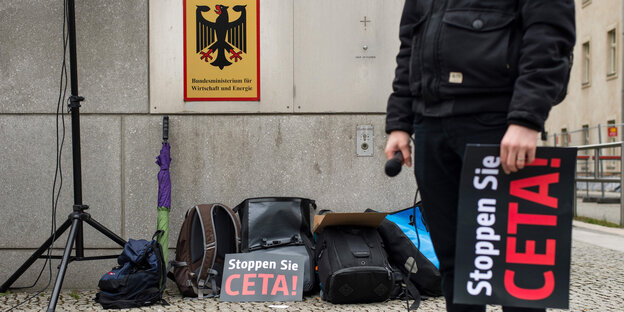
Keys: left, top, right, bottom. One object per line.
{"left": 385, "top": 151, "right": 404, "bottom": 177}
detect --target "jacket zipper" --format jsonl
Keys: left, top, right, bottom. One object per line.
{"left": 421, "top": 0, "right": 447, "bottom": 104}
{"left": 433, "top": 0, "right": 449, "bottom": 100}
{"left": 419, "top": 0, "right": 435, "bottom": 104}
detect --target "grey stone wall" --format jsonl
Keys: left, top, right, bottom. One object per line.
{"left": 0, "top": 1, "right": 416, "bottom": 289}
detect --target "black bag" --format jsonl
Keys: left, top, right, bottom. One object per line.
{"left": 171, "top": 204, "right": 241, "bottom": 298}
{"left": 375, "top": 212, "right": 442, "bottom": 298}
{"left": 315, "top": 226, "right": 394, "bottom": 304}
{"left": 95, "top": 232, "right": 168, "bottom": 309}
{"left": 234, "top": 197, "right": 317, "bottom": 292}
{"left": 366, "top": 206, "right": 442, "bottom": 299}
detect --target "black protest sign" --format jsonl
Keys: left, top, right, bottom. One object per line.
{"left": 454, "top": 145, "right": 576, "bottom": 309}
{"left": 220, "top": 253, "right": 305, "bottom": 302}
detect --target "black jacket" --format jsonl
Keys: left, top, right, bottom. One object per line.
{"left": 386, "top": 0, "right": 576, "bottom": 134}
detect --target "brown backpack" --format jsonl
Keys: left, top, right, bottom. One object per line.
{"left": 171, "top": 204, "right": 241, "bottom": 298}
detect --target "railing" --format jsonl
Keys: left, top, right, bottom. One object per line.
{"left": 574, "top": 141, "right": 624, "bottom": 226}
{"left": 549, "top": 123, "right": 623, "bottom": 147}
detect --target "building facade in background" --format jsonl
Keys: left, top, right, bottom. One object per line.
{"left": 546, "top": 0, "right": 623, "bottom": 147}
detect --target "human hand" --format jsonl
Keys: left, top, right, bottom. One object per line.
{"left": 385, "top": 130, "right": 412, "bottom": 167}
{"left": 500, "top": 124, "right": 539, "bottom": 174}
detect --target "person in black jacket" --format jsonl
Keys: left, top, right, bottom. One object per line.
{"left": 384, "top": 1, "right": 575, "bottom": 312}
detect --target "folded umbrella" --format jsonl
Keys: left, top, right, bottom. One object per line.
{"left": 156, "top": 117, "right": 171, "bottom": 263}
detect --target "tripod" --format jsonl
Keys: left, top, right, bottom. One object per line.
{"left": 0, "top": 0, "right": 126, "bottom": 311}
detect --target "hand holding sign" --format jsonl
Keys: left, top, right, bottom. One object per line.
{"left": 454, "top": 145, "right": 576, "bottom": 309}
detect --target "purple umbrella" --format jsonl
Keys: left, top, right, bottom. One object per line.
{"left": 156, "top": 117, "right": 171, "bottom": 262}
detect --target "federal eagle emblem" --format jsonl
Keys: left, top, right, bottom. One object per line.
{"left": 196, "top": 4, "right": 247, "bottom": 70}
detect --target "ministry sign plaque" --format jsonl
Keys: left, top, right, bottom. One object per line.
{"left": 184, "top": 0, "right": 260, "bottom": 101}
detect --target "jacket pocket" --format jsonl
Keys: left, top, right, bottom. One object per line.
{"left": 438, "top": 10, "right": 516, "bottom": 93}
{"left": 408, "top": 15, "right": 428, "bottom": 96}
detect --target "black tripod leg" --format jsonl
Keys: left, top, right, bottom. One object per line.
{"left": 83, "top": 217, "right": 126, "bottom": 247}
{"left": 46, "top": 216, "right": 81, "bottom": 312}
{"left": 0, "top": 218, "right": 72, "bottom": 293}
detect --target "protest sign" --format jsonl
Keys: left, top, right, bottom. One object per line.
{"left": 220, "top": 253, "right": 305, "bottom": 302}
{"left": 454, "top": 145, "right": 577, "bottom": 309}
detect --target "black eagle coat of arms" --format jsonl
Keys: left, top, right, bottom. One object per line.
{"left": 195, "top": 4, "right": 247, "bottom": 70}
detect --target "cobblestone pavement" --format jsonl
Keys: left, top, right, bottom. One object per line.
{"left": 1, "top": 224, "right": 623, "bottom": 311}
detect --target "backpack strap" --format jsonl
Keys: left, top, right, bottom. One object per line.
{"left": 153, "top": 230, "right": 165, "bottom": 241}
{"left": 175, "top": 203, "right": 241, "bottom": 298}
{"left": 195, "top": 203, "right": 241, "bottom": 298}
{"left": 194, "top": 205, "right": 218, "bottom": 294}
{"left": 403, "top": 258, "right": 421, "bottom": 311}
{"left": 196, "top": 268, "right": 219, "bottom": 298}
{"left": 219, "top": 203, "right": 242, "bottom": 253}
{"left": 404, "top": 278, "right": 421, "bottom": 311}
{"left": 170, "top": 260, "right": 188, "bottom": 267}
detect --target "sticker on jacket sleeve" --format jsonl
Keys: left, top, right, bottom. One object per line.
{"left": 450, "top": 72, "right": 464, "bottom": 84}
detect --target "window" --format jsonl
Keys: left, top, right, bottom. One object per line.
{"left": 606, "top": 121, "right": 617, "bottom": 166}
{"left": 607, "top": 29, "right": 617, "bottom": 77}
{"left": 561, "top": 128, "right": 569, "bottom": 147}
{"left": 582, "top": 41, "right": 591, "bottom": 86}
{"left": 607, "top": 120, "right": 617, "bottom": 143}
{"left": 582, "top": 124, "right": 590, "bottom": 145}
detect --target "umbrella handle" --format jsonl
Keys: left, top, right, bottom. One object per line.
{"left": 163, "top": 116, "right": 169, "bottom": 142}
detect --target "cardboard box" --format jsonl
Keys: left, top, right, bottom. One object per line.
{"left": 313, "top": 212, "right": 387, "bottom": 233}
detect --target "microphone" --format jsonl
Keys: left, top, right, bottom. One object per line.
{"left": 385, "top": 151, "right": 404, "bottom": 177}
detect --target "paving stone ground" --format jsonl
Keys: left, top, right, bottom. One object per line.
{"left": 1, "top": 223, "right": 623, "bottom": 312}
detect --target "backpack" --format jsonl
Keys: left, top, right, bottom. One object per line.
{"left": 95, "top": 232, "right": 167, "bottom": 309}
{"left": 387, "top": 205, "right": 440, "bottom": 269}
{"left": 315, "top": 225, "right": 394, "bottom": 304}
{"left": 171, "top": 203, "right": 241, "bottom": 298}
{"left": 367, "top": 205, "right": 442, "bottom": 298}
{"left": 234, "top": 197, "right": 317, "bottom": 293}
{"left": 377, "top": 215, "right": 442, "bottom": 297}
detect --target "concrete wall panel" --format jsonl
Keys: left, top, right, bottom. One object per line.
{"left": 294, "top": 0, "right": 403, "bottom": 112}
{"left": 0, "top": 1, "right": 65, "bottom": 113}
{"left": 123, "top": 115, "right": 416, "bottom": 247}
{"left": 74, "top": 0, "right": 149, "bottom": 114}
{"left": 0, "top": 249, "right": 119, "bottom": 289}
{"left": 0, "top": 0, "right": 421, "bottom": 290}
{"left": 0, "top": 1, "right": 148, "bottom": 114}
{"left": 0, "top": 115, "right": 122, "bottom": 249}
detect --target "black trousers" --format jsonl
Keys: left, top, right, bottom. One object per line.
{"left": 412, "top": 113, "right": 545, "bottom": 312}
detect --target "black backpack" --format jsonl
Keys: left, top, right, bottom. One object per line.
{"left": 315, "top": 225, "right": 395, "bottom": 304}
{"left": 234, "top": 197, "right": 317, "bottom": 293}
{"left": 170, "top": 204, "right": 241, "bottom": 298}
{"left": 376, "top": 216, "right": 442, "bottom": 298}
{"left": 95, "top": 232, "right": 168, "bottom": 309}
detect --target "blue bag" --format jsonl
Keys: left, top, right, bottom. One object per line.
{"left": 365, "top": 204, "right": 443, "bottom": 299}
{"left": 386, "top": 205, "right": 440, "bottom": 269}
{"left": 95, "top": 232, "right": 167, "bottom": 309}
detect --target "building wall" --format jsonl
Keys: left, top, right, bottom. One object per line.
{"left": 546, "top": 0, "right": 623, "bottom": 146}
{"left": 0, "top": 0, "right": 415, "bottom": 289}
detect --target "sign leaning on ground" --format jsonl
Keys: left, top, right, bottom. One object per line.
{"left": 183, "top": 0, "right": 260, "bottom": 101}
{"left": 454, "top": 145, "right": 577, "bottom": 309}
{"left": 220, "top": 253, "right": 305, "bottom": 302}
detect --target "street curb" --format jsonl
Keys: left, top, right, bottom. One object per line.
{"left": 572, "top": 220, "right": 624, "bottom": 236}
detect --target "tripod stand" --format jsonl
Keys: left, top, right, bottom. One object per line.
{"left": 0, "top": 0, "right": 126, "bottom": 311}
